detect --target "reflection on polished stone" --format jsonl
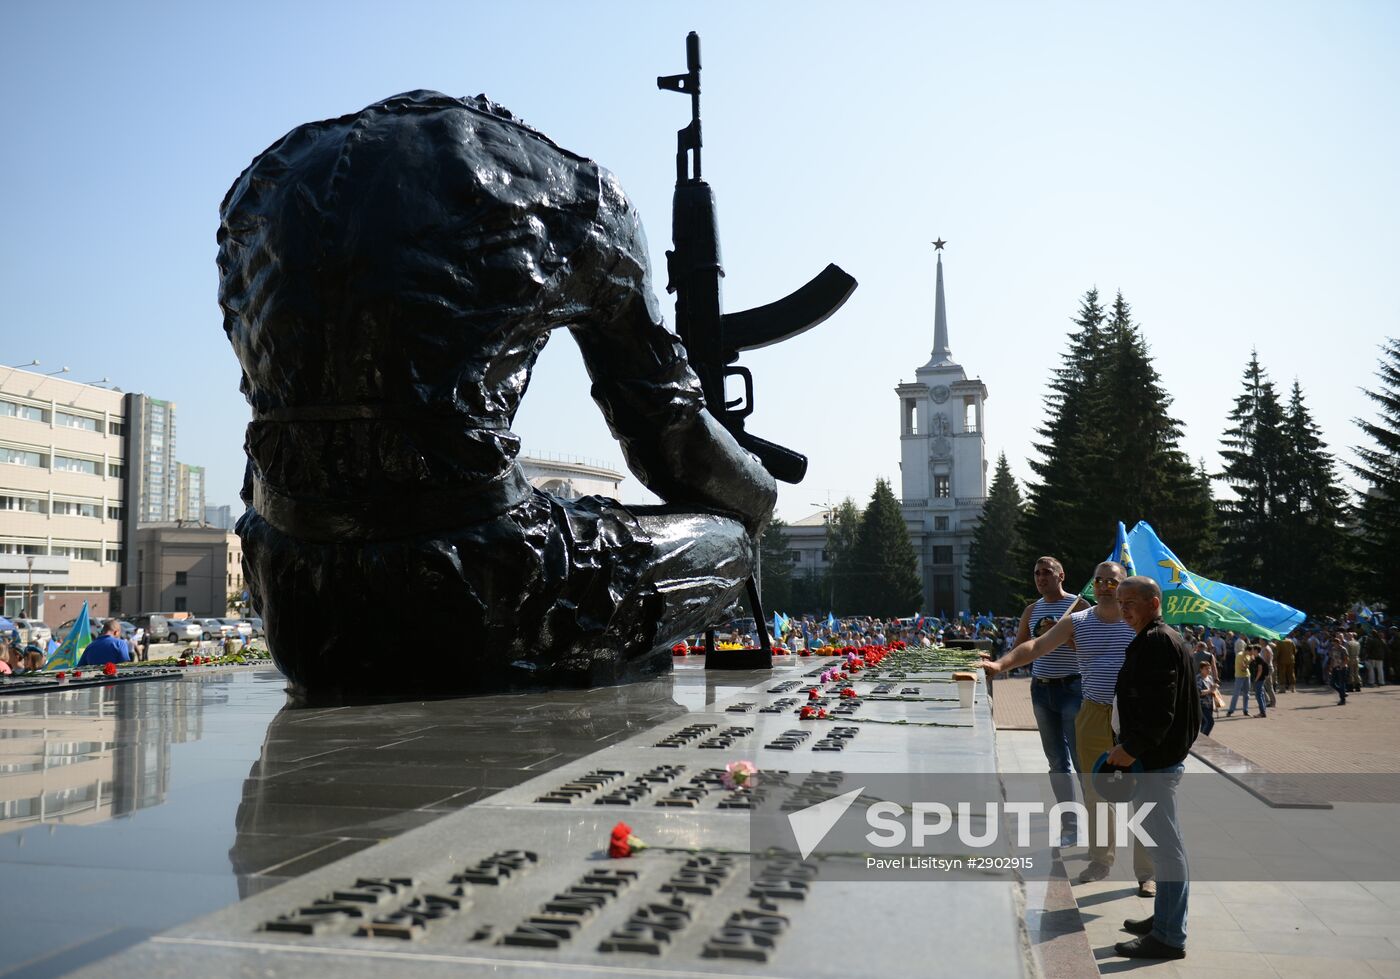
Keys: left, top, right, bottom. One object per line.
{"left": 0, "top": 664, "right": 744, "bottom": 975}
{"left": 0, "top": 680, "right": 206, "bottom": 833}
{"left": 228, "top": 675, "right": 692, "bottom": 897}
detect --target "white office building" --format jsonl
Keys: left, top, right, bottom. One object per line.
{"left": 0, "top": 367, "right": 137, "bottom": 621}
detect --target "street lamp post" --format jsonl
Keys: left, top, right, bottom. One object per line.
{"left": 25, "top": 555, "right": 34, "bottom": 619}
{"left": 812, "top": 499, "right": 836, "bottom": 612}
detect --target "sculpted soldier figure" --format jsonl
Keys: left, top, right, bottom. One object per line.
{"left": 218, "top": 90, "right": 778, "bottom": 696}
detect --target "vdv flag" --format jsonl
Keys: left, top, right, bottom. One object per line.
{"left": 1082, "top": 522, "right": 1134, "bottom": 599}
{"left": 827, "top": 612, "right": 837, "bottom": 631}
{"left": 48, "top": 601, "right": 92, "bottom": 671}
{"left": 1126, "top": 521, "right": 1305, "bottom": 639}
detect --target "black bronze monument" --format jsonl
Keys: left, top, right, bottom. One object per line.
{"left": 218, "top": 34, "right": 854, "bottom": 696}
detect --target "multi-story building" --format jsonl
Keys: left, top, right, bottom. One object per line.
{"left": 0, "top": 366, "right": 137, "bottom": 622}
{"left": 203, "top": 504, "right": 235, "bottom": 531}
{"left": 128, "top": 523, "right": 243, "bottom": 616}
{"left": 133, "top": 396, "right": 177, "bottom": 524}
{"left": 176, "top": 463, "right": 205, "bottom": 523}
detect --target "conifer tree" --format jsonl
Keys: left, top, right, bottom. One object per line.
{"left": 759, "top": 517, "right": 795, "bottom": 613}
{"left": 1093, "top": 293, "right": 1215, "bottom": 565}
{"left": 1021, "top": 289, "right": 1108, "bottom": 578}
{"left": 1216, "top": 351, "right": 1287, "bottom": 593}
{"left": 789, "top": 568, "right": 828, "bottom": 615}
{"left": 825, "top": 497, "right": 862, "bottom": 614}
{"left": 846, "top": 478, "right": 923, "bottom": 616}
{"left": 966, "top": 453, "right": 1026, "bottom": 613}
{"left": 1275, "top": 380, "right": 1351, "bottom": 614}
{"left": 1022, "top": 289, "right": 1215, "bottom": 582}
{"left": 1351, "top": 337, "right": 1400, "bottom": 611}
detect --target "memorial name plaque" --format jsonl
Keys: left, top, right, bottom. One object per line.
{"left": 71, "top": 649, "right": 1036, "bottom": 979}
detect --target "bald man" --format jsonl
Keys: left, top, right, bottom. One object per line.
{"left": 1106, "top": 576, "right": 1199, "bottom": 961}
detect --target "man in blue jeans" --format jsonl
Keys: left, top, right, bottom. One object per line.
{"left": 1225, "top": 643, "right": 1253, "bottom": 717}
{"left": 1106, "top": 576, "right": 1201, "bottom": 960}
{"left": 1015, "top": 556, "right": 1087, "bottom": 847}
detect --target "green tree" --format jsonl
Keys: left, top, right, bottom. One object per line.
{"left": 1216, "top": 351, "right": 1288, "bottom": 593}
{"left": 1275, "top": 379, "right": 1352, "bottom": 615}
{"left": 845, "top": 478, "right": 923, "bottom": 616}
{"left": 1021, "top": 289, "right": 1215, "bottom": 581}
{"left": 966, "top": 453, "right": 1027, "bottom": 613}
{"left": 759, "top": 517, "right": 795, "bottom": 613}
{"left": 788, "top": 569, "right": 829, "bottom": 616}
{"left": 1021, "top": 288, "right": 1109, "bottom": 579}
{"left": 1092, "top": 292, "right": 1215, "bottom": 567}
{"left": 825, "top": 497, "right": 862, "bottom": 614}
{"left": 1350, "top": 338, "right": 1400, "bottom": 612}
{"left": 1187, "top": 459, "right": 1220, "bottom": 578}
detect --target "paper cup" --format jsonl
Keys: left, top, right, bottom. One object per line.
{"left": 952, "top": 671, "right": 976, "bottom": 708}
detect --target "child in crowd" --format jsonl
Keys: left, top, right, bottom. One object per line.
{"left": 1196, "top": 660, "right": 1217, "bottom": 736}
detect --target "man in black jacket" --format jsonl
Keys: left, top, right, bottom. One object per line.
{"left": 1105, "top": 576, "right": 1200, "bottom": 960}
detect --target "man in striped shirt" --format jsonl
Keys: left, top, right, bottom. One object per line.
{"left": 1007, "top": 556, "right": 1087, "bottom": 846}
{"left": 983, "top": 561, "right": 1154, "bottom": 892}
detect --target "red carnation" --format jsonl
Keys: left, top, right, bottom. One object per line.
{"left": 808, "top": 688, "right": 821, "bottom": 700}
{"left": 799, "top": 706, "right": 817, "bottom": 719}
{"left": 103, "top": 662, "right": 117, "bottom": 677}
{"left": 608, "top": 821, "right": 645, "bottom": 858}
{"left": 840, "top": 687, "right": 857, "bottom": 699}
{"left": 72, "top": 670, "right": 82, "bottom": 678}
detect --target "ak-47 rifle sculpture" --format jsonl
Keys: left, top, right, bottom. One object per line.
{"left": 659, "top": 32, "right": 857, "bottom": 665}
{"left": 217, "top": 34, "right": 854, "bottom": 698}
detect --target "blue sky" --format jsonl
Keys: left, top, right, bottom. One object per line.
{"left": 2, "top": 1, "right": 1396, "bottom": 523}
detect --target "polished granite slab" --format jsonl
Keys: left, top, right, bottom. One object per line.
{"left": 1, "top": 655, "right": 1041, "bottom": 978}
{"left": 0, "top": 664, "right": 753, "bottom": 976}
{"left": 47, "top": 656, "right": 1044, "bottom": 979}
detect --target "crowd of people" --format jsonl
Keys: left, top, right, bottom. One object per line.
{"left": 691, "top": 611, "right": 1015, "bottom": 654}
{"left": 1181, "top": 621, "right": 1390, "bottom": 731}
{"left": 0, "top": 618, "right": 143, "bottom": 675}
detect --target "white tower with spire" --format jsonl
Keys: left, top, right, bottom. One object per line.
{"left": 895, "top": 243, "right": 989, "bottom": 616}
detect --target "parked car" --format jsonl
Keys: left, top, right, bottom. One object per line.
{"left": 166, "top": 618, "right": 203, "bottom": 642}
{"left": 194, "top": 617, "right": 229, "bottom": 640}
{"left": 130, "top": 613, "right": 171, "bottom": 643}
{"left": 57, "top": 617, "right": 100, "bottom": 641}
{"left": 57, "top": 617, "right": 135, "bottom": 641}
{"left": 247, "top": 617, "right": 264, "bottom": 639}
{"left": 12, "top": 618, "right": 51, "bottom": 646}
{"left": 107, "top": 619, "right": 135, "bottom": 641}
{"left": 219, "top": 618, "right": 253, "bottom": 640}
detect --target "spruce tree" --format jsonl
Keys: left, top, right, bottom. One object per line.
{"left": 759, "top": 518, "right": 795, "bottom": 613}
{"left": 1022, "top": 289, "right": 1215, "bottom": 582}
{"left": 1216, "top": 351, "right": 1287, "bottom": 593}
{"left": 1093, "top": 293, "right": 1215, "bottom": 566}
{"left": 1350, "top": 337, "right": 1400, "bottom": 611}
{"left": 1275, "top": 380, "right": 1351, "bottom": 615}
{"left": 1021, "top": 288, "right": 1108, "bottom": 579}
{"left": 966, "top": 453, "right": 1027, "bottom": 613}
{"left": 788, "top": 568, "right": 828, "bottom": 615}
{"left": 846, "top": 478, "right": 923, "bottom": 616}
{"left": 825, "top": 497, "right": 862, "bottom": 614}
